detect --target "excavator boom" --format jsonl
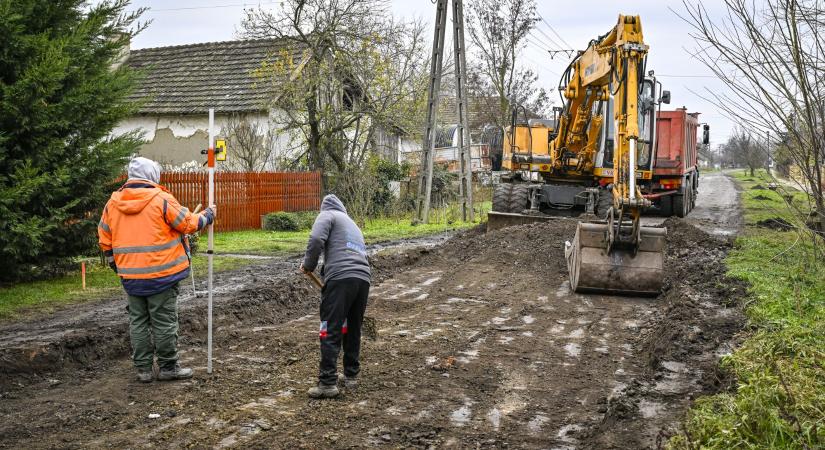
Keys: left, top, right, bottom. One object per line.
{"left": 562, "top": 15, "right": 666, "bottom": 295}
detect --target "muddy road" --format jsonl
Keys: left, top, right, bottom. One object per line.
{"left": 0, "top": 173, "right": 745, "bottom": 449}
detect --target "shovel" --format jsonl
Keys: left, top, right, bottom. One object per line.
{"left": 302, "top": 270, "right": 378, "bottom": 341}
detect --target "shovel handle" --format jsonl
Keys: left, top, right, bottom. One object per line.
{"left": 304, "top": 271, "right": 324, "bottom": 290}
{"left": 193, "top": 204, "right": 203, "bottom": 214}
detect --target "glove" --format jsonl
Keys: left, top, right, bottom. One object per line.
{"left": 201, "top": 205, "right": 216, "bottom": 226}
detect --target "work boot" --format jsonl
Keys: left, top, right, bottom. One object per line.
{"left": 338, "top": 373, "right": 358, "bottom": 389}
{"left": 307, "top": 382, "right": 339, "bottom": 399}
{"left": 136, "top": 369, "right": 153, "bottom": 383}
{"left": 157, "top": 364, "right": 193, "bottom": 381}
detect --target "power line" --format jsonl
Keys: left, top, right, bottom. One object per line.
{"left": 539, "top": 15, "right": 573, "bottom": 49}
{"left": 655, "top": 74, "right": 718, "bottom": 79}
{"left": 146, "top": 1, "right": 277, "bottom": 13}
{"left": 531, "top": 25, "right": 562, "bottom": 50}
{"left": 525, "top": 38, "right": 575, "bottom": 61}
{"left": 521, "top": 40, "right": 562, "bottom": 78}
{"left": 526, "top": 31, "right": 558, "bottom": 52}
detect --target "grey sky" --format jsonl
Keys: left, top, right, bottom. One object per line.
{"left": 124, "top": 0, "right": 737, "bottom": 146}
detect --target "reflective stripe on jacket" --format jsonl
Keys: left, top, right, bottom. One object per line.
{"left": 98, "top": 180, "right": 208, "bottom": 295}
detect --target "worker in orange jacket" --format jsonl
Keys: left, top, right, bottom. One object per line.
{"left": 98, "top": 157, "right": 215, "bottom": 383}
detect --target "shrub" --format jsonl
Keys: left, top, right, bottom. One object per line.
{"left": 262, "top": 211, "right": 318, "bottom": 231}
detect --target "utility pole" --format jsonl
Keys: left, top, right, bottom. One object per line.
{"left": 416, "top": 0, "right": 473, "bottom": 223}
{"left": 452, "top": 0, "right": 474, "bottom": 222}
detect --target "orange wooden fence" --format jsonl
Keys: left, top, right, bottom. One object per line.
{"left": 161, "top": 172, "right": 322, "bottom": 232}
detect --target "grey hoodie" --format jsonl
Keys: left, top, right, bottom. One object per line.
{"left": 303, "top": 195, "right": 371, "bottom": 283}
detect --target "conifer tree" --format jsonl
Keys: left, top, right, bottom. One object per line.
{"left": 0, "top": 0, "right": 145, "bottom": 281}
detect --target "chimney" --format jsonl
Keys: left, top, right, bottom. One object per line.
{"left": 110, "top": 32, "right": 131, "bottom": 70}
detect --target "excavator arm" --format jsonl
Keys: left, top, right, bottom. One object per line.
{"left": 563, "top": 15, "right": 667, "bottom": 295}
{"left": 551, "top": 15, "right": 648, "bottom": 203}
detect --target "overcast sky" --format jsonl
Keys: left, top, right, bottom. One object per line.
{"left": 122, "top": 0, "right": 738, "bottom": 146}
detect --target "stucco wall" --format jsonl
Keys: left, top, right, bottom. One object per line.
{"left": 113, "top": 113, "right": 292, "bottom": 168}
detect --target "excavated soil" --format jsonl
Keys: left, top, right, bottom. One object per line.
{"left": 0, "top": 222, "right": 745, "bottom": 449}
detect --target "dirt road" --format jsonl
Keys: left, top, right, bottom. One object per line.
{"left": 0, "top": 173, "right": 745, "bottom": 449}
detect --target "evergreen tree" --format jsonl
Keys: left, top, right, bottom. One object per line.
{"left": 0, "top": 0, "right": 145, "bottom": 281}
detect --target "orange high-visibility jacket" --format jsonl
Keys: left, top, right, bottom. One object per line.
{"left": 98, "top": 180, "right": 210, "bottom": 295}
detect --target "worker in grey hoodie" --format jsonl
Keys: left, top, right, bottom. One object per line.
{"left": 300, "top": 194, "right": 371, "bottom": 399}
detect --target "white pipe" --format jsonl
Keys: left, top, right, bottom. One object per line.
{"left": 629, "top": 138, "right": 637, "bottom": 200}
{"left": 207, "top": 108, "right": 214, "bottom": 374}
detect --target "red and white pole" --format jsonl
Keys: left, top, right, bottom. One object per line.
{"left": 207, "top": 108, "right": 215, "bottom": 374}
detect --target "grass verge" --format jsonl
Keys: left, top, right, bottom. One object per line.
{"left": 216, "top": 205, "right": 488, "bottom": 255}
{"left": 0, "top": 255, "right": 254, "bottom": 322}
{"left": 670, "top": 170, "right": 825, "bottom": 448}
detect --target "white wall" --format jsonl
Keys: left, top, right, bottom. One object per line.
{"left": 113, "top": 112, "right": 298, "bottom": 169}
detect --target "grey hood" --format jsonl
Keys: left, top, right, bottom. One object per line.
{"left": 127, "top": 157, "right": 161, "bottom": 184}
{"left": 321, "top": 194, "right": 347, "bottom": 213}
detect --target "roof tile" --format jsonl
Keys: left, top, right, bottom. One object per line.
{"left": 126, "top": 39, "right": 300, "bottom": 115}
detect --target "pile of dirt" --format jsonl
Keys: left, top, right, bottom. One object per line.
{"left": 581, "top": 218, "right": 747, "bottom": 447}
{"left": 751, "top": 184, "right": 766, "bottom": 190}
{"left": 755, "top": 217, "right": 794, "bottom": 231}
{"left": 646, "top": 218, "right": 746, "bottom": 367}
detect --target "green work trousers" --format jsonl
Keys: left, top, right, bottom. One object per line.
{"left": 127, "top": 284, "right": 180, "bottom": 371}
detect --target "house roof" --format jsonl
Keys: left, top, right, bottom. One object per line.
{"left": 126, "top": 39, "right": 301, "bottom": 115}
{"left": 437, "top": 95, "right": 501, "bottom": 131}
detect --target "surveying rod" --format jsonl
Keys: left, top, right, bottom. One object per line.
{"left": 207, "top": 108, "right": 215, "bottom": 374}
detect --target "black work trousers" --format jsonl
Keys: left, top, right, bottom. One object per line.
{"left": 318, "top": 277, "right": 370, "bottom": 386}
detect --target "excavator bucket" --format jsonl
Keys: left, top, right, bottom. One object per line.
{"left": 565, "top": 222, "right": 666, "bottom": 296}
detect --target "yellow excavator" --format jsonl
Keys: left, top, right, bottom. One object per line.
{"left": 490, "top": 15, "right": 667, "bottom": 295}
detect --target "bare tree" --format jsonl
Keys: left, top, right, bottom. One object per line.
{"left": 219, "top": 115, "right": 278, "bottom": 172}
{"left": 721, "top": 127, "right": 769, "bottom": 176}
{"left": 466, "top": 0, "right": 550, "bottom": 130}
{"left": 241, "top": 0, "right": 429, "bottom": 186}
{"left": 680, "top": 0, "right": 825, "bottom": 257}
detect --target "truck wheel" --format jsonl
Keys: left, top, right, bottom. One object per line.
{"left": 690, "top": 173, "right": 698, "bottom": 211}
{"left": 673, "top": 180, "right": 690, "bottom": 218}
{"left": 658, "top": 195, "right": 674, "bottom": 216}
{"left": 673, "top": 194, "right": 686, "bottom": 217}
{"left": 596, "top": 188, "right": 614, "bottom": 219}
{"left": 493, "top": 183, "right": 513, "bottom": 212}
{"left": 509, "top": 183, "right": 531, "bottom": 214}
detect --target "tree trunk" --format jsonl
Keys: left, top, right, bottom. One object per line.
{"left": 306, "top": 91, "right": 325, "bottom": 189}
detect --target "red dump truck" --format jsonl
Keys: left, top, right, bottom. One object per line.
{"left": 649, "top": 108, "right": 708, "bottom": 217}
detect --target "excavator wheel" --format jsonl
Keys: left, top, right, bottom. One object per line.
{"left": 565, "top": 221, "right": 667, "bottom": 296}
{"left": 509, "top": 184, "right": 531, "bottom": 213}
{"left": 595, "top": 188, "right": 614, "bottom": 219}
{"left": 493, "top": 183, "right": 514, "bottom": 213}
